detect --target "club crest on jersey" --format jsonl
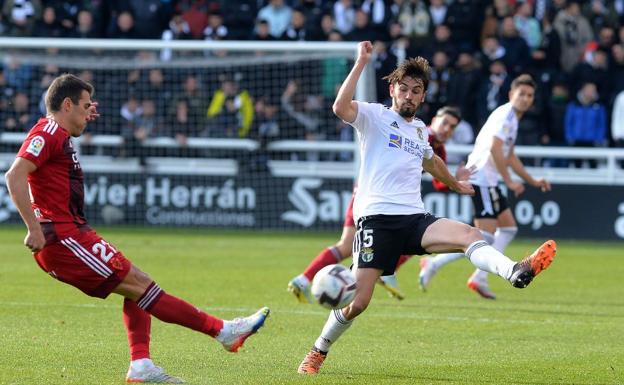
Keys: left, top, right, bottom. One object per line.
{"left": 26, "top": 136, "right": 45, "bottom": 157}
{"left": 360, "top": 247, "right": 374, "bottom": 263}
{"left": 389, "top": 133, "right": 402, "bottom": 149}
{"left": 417, "top": 127, "right": 423, "bottom": 140}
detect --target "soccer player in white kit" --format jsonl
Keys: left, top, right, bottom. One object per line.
{"left": 418, "top": 75, "right": 552, "bottom": 300}
{"left": 297, "top": 42, "right": 557, "bottom": 375}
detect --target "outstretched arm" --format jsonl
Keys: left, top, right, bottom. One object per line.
{"left": 332, "top": 41, "right": 373, "bottom": 123}
{"left": 5, "top": 157, "right": 45, "bottom": 252}
{"left": 509, "top": 150, "right": 551, "bottom": 192}
{"left": 491, "top": 137, "right": 524, "bottom": 197}
{"left": 423, "top": 154, "right": 474, "bottom": 195}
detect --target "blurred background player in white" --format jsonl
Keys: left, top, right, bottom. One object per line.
{"left": 297, "top": 42, "right": 557, "bottom": 375}
{"left": 5, "top": 74, "right": 270, "bottom": 384}
{"left": 419, "top": 74, "right": 552, "bottom": 299}
{"left": 287, "top": 105, "right": 467, "bottom": 303}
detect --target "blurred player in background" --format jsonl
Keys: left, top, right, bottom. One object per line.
{"left": 287, "top": 105, "right": 468, "bottom": 303}
{"left": 297, "top": 42, "right": 557, "bottom": 375}
{"left": 419, "top": 74, "right": 552, "bottom": 300}
{"left": 5, "top": 74, "right": 269, "bottom": 384}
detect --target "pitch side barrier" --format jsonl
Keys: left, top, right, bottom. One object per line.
{"left": 1, "top": 139, "right": 624, "bottom": 240}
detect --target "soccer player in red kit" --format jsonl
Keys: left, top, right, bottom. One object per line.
{"left": 287, "top": 106, "right": 468, "bottom": 303}
{"left": 5, "top": 74, "right": 269, "bottom": 384}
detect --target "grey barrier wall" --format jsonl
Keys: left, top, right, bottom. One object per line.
{"left": 1, "top": 172, "right": 623, "bottom": 240}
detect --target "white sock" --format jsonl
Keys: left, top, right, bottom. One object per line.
{"left": 314, "top": 309, "right": 352, "bottom": 353}
{"left": 492, "top": 226, "right": 517, "bottom": 252}
{"left": 431, "top": 252, "right": 465, "bottom": 270}
{"left": 431, "top": 230, "right": 494, "bottom": 271}
{"left": 469, "top": 268, "right": 489, "bottom": 282}
{"left": 130, "top": 358, "right": 154, "bottom": 370}
{"left": 465, "top": 240, "right": 515, "bottom": 280}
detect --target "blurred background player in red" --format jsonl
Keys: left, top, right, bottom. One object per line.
{"left": 5, "top": 74, "right": 269, "bottom": 384}
{"left": 287, "top": 105, "right": 468, "bottom": 303}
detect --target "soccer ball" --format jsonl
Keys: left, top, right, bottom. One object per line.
{"left": 311, "top": 264, "right": 357, "bottom": 309}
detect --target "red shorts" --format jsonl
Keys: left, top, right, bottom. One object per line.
{"left": 34, "top": 224, "right": 131, "bottom": 299}
{"left": 343, "top": 191, "right": 356, "bottom": 228}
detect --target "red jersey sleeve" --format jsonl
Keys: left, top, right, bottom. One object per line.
{"left": 429, "top": 136, "right": 450, "bottom": 191}
{"left": 17, "top": 121, "right": 62, "bottom": 168}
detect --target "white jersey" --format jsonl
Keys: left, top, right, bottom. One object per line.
{"left": 349, "top": 101, "right": 434, "bottom": 220}
{"left": 466, "top": 102, "right": 518, "bottom": 187}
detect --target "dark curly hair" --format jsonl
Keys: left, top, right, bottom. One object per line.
{"left": 382, "top": 57, "right": 430, "bottom": 91}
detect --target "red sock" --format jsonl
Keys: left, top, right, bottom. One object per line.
{"left": 137, "top": 282, "right": 224, "bottom": 338}
{"left": 123, "top": 298, "right": 151, "bottom": 361}
{"left": 303, "top": 246, "right": 343, "bottom": 281}
{"left": 395, "top": 255, "right": 411, "bottom": 271}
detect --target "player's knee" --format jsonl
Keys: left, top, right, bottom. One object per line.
{"left": 466, "top": 226, "right": 485, "bottom": 244}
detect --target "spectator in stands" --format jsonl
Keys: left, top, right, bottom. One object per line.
{"left": 445, "top": 0, "right": 481, "bottom": 52}
{"left": 175, "top": 0, "right": 214, "bottom": 39}
{"left": 2, "top": 0, "right": 42, "bottom": 37}
{"left": 176, "top": 74, "right": 207, "bottom": 134}
{"left": 583, "top": 0, "right": 620, "bottom": 36}
{"left": 428, "top": 0, "right": 448, "bottom": 28}
{"left": 448, "top": 51, "right": 480, "bottom": 128}
{"left": 565, "top": 82, "right": 607, "bottom": 168}
{"left": 3, "top": 91, "right": 35, "bottom": 133}
{"left": 542, "top": 81, "right": 570, "bottom": 167}
{"left": 554, "top": 1, "right": 593, "bottom": 73}
{"left": 345, "top": 9, "right": 376, "bottom": 42}
{"left": 206, "top": 74, "right": 254, "bottom": 138}
{"left": 371, "top": 40, "right": 397, "bottom": 104}
{"left": 309, "top": 12, "right": 334, "bottom": 41}
{"left": 203, "top": 11, "right": 228, "bottom": 41}
{"left": 3, "top": 55, "right": 33, "bottom": 91}
{"left": 222, "top": 0, "right": 257, "bottom": 40}
{"left": 571, "top": 49, "right": 611, "bottom": 103}
{"left": 160, "top": 13, "right": 192, "bottom": 61}
{"left": 477, "top": 60, "right": 511, "bottom": 128}
{"left": 514, "top": 2, "right": 541, "bottom": 52}
{"left": 281, "top": 80, "right": 324, "bottom": 156}
{"left": 137, "top": 69, "right": 173, "bottom": 118}
{"left": 282, "top": 8, "right": 308, "bottom": 41}
{"left": 249, "top": 95, "right": 280, "bottom": 170}
{"left": 597, "top": 25, "right": 617, "bottom": 52}
{"left": 107, "top": 11, "right": 137, "bottom": 39}
{"left": 499, "top": 16, "right": 531, "bottom": 75}
{"left": 117, "top": 0, "right": 172, "bottom": 39}
{"left": 250, "top": 19, "right": 275, "bottom": 42}
{"left": 423, "top": 23, "right": 457, "bottom": 64}
{"left": 67, "top": 9, "right": 98, "bottom": 38}
{"left": 258, "top": 0, "right": 293, "bottom": 39}
{"left": 33, "top": 6, "right": 63, "bottom": 37}
{"left": 361, "top": 0, "right": 391, "bottom": 41}
{"left": 332, "top": 0, "right": 355, "bottom": 36}
{"left": 478, "top": 35, "right": 507, "bottom": 74}
{"left": 169, "top": 97, "right": 200, "bottom": 140}
{"left": 530, "top": 9, "right": 562, "bottom": 73}
{"left": 396, "top": 0, "right": 431, "bottom": 47}
{"left": 611, "top": 41, "right": 624, "bottom": 97}
{"left": 121, "top": 98, "right": 164, "bottom": 162}
{"left": 424, "top": 50, "right": 453, "bottom": 123}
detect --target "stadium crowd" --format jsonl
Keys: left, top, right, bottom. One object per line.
{"left": 1, "top": 0, "right": 624, "bottom": 167}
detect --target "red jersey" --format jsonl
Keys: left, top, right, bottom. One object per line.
{"left": 427, "top": 129, "right": 449, "bottom": 192}
{"left": 17, "top": 118, "right": 87, "bottom": 225}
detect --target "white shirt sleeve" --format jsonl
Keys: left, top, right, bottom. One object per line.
{"left": 348, "top": 101, "right": 376, "bottom": 132}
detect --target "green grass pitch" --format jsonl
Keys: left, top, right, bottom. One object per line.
{"left": 0, "top": 225, "right": 622, "bottom": 385}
